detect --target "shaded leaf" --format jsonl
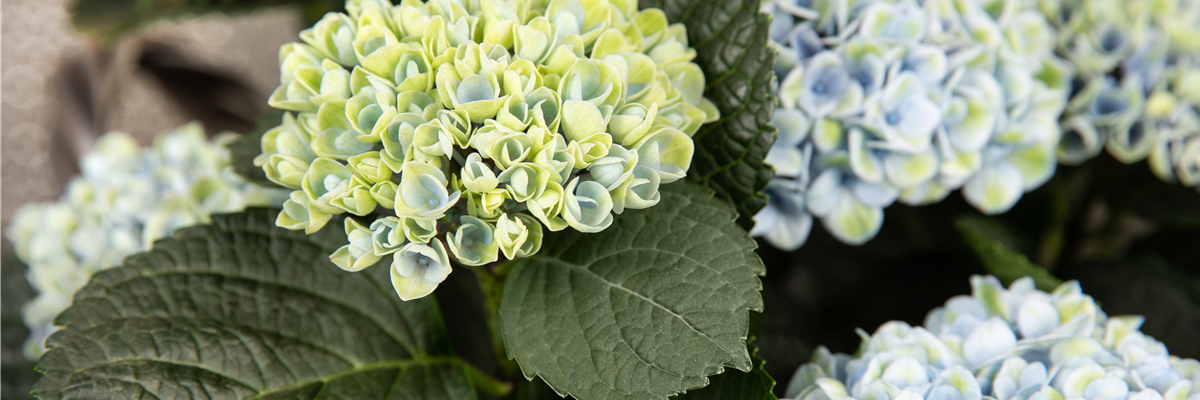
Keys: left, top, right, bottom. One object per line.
{"left": 672, "top": 339, "right": 776, "bottom": 400}
{"left": 956, "top": 216, "right": 1062, "bottom": 291}
{"left": 2, "top": 249, "right": 39, "bottom": 400}
{"left": 639, "top": 0, "right": 779, "bottom": 230}
{"left": 499, "top": 182, "right": 766, "bottom": 400}
{"left": 32, "top": 209, "right": 476, "bottom": 400}
{"left": 228, "top": 109, "right": 286, "bottom": 187}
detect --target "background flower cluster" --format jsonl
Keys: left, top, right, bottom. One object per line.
{"left": 754, "top": 0, "right": 1069, "bottom": 250}
{"left": 783, "top": 275, "right": 1200, "bottom": 400}
{"left": 256, "top": 0, "right": 717, "bottom": 300}
{"left": 5, "top": 123, "right": 288, "bottom": 360}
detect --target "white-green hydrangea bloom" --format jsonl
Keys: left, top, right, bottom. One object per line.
{"left": 782, "top": 275, "right": 1200, "bottom": 400}
{"left": 1051, "top": 0, "right": 1200, "bottom": 191}
{"left": 754, "top": 0, "right": 1071, "bottom": 250}
{"left": 5, "top": 123, "right": 289, "bottom": 360}
{"left": 262, "top": 0, "right": 718, "bottom": 301}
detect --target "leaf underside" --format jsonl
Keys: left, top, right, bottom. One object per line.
{"left": 32, "top": 209, "right": 475, "bottom": 400}
{"left": 499, "top": 182, "right": 766, "bottom": 400}
{"left": 640, "top": 0, "right": 779, "bottom": 230}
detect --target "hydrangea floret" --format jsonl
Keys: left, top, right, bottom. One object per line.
{"left": 782, "top": 275, "right": 1200, "bottom": 400}
{"left": 753, "top": 0, "right": 1071, "bottom": 250}
{"left": 5, "top": 123, "right": 289, "bottom": 359}
{"left": 1049, "top": 0, "right": 1200, "bottom": 189}
{"left": 258, "top": 0, "right": 717, "bottom": 301}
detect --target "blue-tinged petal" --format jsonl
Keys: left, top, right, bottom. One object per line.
{"left": 963, "top": 160, "right": 1025, "bottom": 215}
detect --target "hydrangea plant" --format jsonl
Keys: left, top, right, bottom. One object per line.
{"left": 782, "top": 275, "right": 1200, "bottom": 400}
{"left": 753, "top": 0, "right": 1070, "bottom": 250}
{"left": 5, "top": 123, "right": 289, "bottom": 360}
{"left": 1050, "top": 0, "right": 1200, "bottom": 188}
{"left": 258, "top": 0, "right": 718, "bottom": 301}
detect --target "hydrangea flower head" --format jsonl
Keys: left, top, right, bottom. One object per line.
{"left": 754, "top": 0, "right": 1070, "bottom": 250}
{"left": 259, "top": 0, "right": 717, "bottom": 301}
{"left": 782, "top": 275, "right": 1200, "bottom": 400}
{"left": 6, "top": 123, "right": 289, "bottom": 359}
{"left": 1052, "top": 0, "right": 1200, "bottom": 190}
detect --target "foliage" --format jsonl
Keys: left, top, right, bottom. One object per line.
{"left": 499, "top": 182, "right": 765, "bottom": 399}
{"left": 639, "top": 0, "right": 780, "bottom": 230}
{"left": 31, "top": 209, "right": 478, "bottom": 399}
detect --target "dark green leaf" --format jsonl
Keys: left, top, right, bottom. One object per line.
{"left": 32, "top": 209, "right": 476, "bottom": 400}
{"left": 671, "top": 339, "right": 776, "bottom": 400}
{"left": 639, "top": 0, "right": 778, "bottom": 230}
{"left": 3, "top": 249, "right": 39, "bottom": 400}
{"left": 70, "top": 0, "right": 343, "bottom": 40}
{"left": 228, "top": 109, "right": 285, "bottom": 188}
{"left": 956, "top": 216, "right": 1062, "bottom": 291}
{"left": 499, "top": 182, "right": 766, "bottom": 400}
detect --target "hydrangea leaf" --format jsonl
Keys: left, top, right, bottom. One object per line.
{"left": 672, "top": 339, "right": 777, "bottom": 400}
{"left": 638, "top": 0, "right": 779, "bottom": 230}
{"left": 30, "top": 209, "right": 477, "bottom": 400}
{"left": 2, "top": 251, "right": 38, "bottom": 400}
{"left": 498, "top": 182, "right": 766, "bottom": 400}
{"left": 956, "top": 216, "right": 1063, "bottom": 291}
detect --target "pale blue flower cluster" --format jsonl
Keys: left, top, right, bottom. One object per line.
{"left": 754, "top": 0, "right": 1070, "bottom": 250}
{"left": 1050, "top": 0, "right": 1200, "bottom": 189}
{"left": 5, "top": 123, "right": 289, "bottom": 359}
{"left": 783, "top": 275, "right": 1200, "bottom": 400}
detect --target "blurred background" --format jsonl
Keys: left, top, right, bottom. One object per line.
{"left": 3, "top": 1, "right": 1200, "bottom": 399}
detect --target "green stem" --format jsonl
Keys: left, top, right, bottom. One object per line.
{"left": 461, "top": 357, "right": 514, "bottom": 398}
{"left": 1037, "top": 176, "right": 1069, "bottom": 270}
{"left": 470, "top": 261, "right": 519, "bottom": 379}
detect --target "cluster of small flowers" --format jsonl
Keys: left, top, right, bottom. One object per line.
{"left": 783, "top": 275, "right": 1200, "bottom": 400}
{"left": 752, "top": 0, "right": 1069, "bottom": 250}
{"left": 1051, "top": 0, "right": 1200, "bottom": 188}
{"left": 5, "top": 123, "right": 289, "bottom": 359}
{"left": 256, "top": 0, "right": 716, "bottom": 301}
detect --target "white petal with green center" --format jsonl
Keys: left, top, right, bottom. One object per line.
{"left": 391, "top": 239, "right": 451, "bottom": 301}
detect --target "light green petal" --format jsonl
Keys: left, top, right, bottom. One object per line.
{"left": 390, "top": 239, "right": 452, "bottom": 301}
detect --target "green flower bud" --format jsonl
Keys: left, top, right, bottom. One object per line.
{"left": 393, "top": 161, "right": 461, "bottom": 219}
{"left": 561, "top": 100, "right": 614, "bottom": 167}
{"left": 531, "top": 134, "right": 576, "bottom": 184}
{"left": 435, "top": 44, "right": 508, "bottom": 122}
{"left": 587, "top": 144, "right": 638, "bottom": 190}
{"left": 560, "top": 59, "right": 625, "bottom": 108}
{"left": 467, "top": 189, "right": 508, "bottom": 219}
{"left": 633, "top": 125, "right": 693, "bottom": 183}
{"left": 364, "top": 42, "right": 434, "bottom": 93}
{"left": 608, "top": 103, "right": 659, "bottom": 147}
{"left": 401, "top": 216, "right": 438, "bottom": 243}
{"left": 502, "top": 59, "right": 544, "bottom": 98}
{"left": 345, "top": 88, "right": 397, "bottom": 142}
{"left": 279, "top": 43, "right": 323, "bottom": 85}
{"left": 256, "top": 113, "right": 317, "bottom": 189}
{"left": 380, "top": 112, "right": 425, "bottom": 171}
{"left": 494, "top": 213, "right": 543, "bottom": 259}
{"left": 277, "top": 190, "right": 333, "bottom": 234}
{"left": 331, "top": 217, "right": 382, "bottom": 271}
{"left": 545, "top": 0, "right": 611, "bottom": 45}
{"left": 496, "top": 93, "right": 534, "bottom": 131}
{"left": 562, "top": 178, "right": 614, "bottom": 232}
{"left": 542, "top": 34, "right": 585, "bottom": 77}
{"left": 527, "top": 180, "right": 569, "bottom": 231}
{"left": 499, "top": 162, "right": 551, "bottom": 203}
{"left": 390, "top": 239, "right": 452, "bottom": 301}
{"left": 301, "top": 12, "right": 358, "bottom": 66}
{"left": 347, "top": 151, "right": 393, "bottom": 184}
{"left": 302, "top": 158, "right": 359, "bottom": 214}
{"left": 413, "top": 117, "right": 458, "bottom": 161}
{"left": 312, "top": 101, "right": 375, "bottom": 159}
{"left": 513, "top": 16, "right": 555, "bottom": 63}
{"left": 611, "top": 165, "right": 661, "bottom": 213}
{"left": 525, "top": 86, "right": 563, "bottom": 133}
{"left": 369, "top": 216, "right": 406, "bottom": 255}
{"left": 370, "top": 180, "right": 398, "bottom": 208}
{"left": 395, "top": 90, "right": 441, "bottom": 121}
{"left": 269, "top": 59, "right": 352, "bottom": 112}
{"left": 462, "top": 153, "right": 500, "bottom": 192}
{"left": 447, "top": 215, "right": 500, "bottom": 266}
